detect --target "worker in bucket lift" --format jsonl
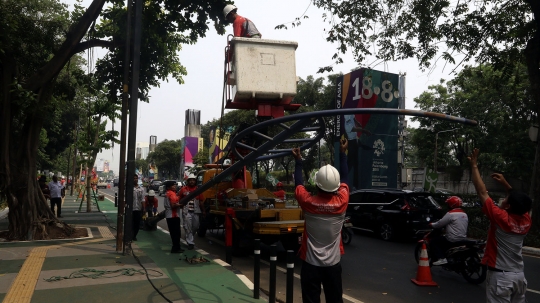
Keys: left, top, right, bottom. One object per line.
{"left": 223, "top": 4, "right": 261, "bottom": 38}
{"left": 178, "top": 174, "right": 206, "bottom": 250}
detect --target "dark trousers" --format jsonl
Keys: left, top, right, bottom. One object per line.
{"left": 50, "top": 197, "right": 62, "bottom": 216}
{"left": 132, "top": 210, "right": 142, "bottom": 240}
{"left": 166, "top": 217, "right": 181, "bottom": 250}
{"left": 301, "top": 261, "right": 343, "bottom": 303}
{"left": 431, "top": 235, "right": 451, "bottom": 260}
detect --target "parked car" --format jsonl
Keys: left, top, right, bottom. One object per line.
{"left": 346, "top": 188, "right": 443, "bottom": 241}
{"left": 113, "top": 178, "right": 119, "bottom": 187}
{"left": 149, "top": 180, "right": 162, "bottom": 192}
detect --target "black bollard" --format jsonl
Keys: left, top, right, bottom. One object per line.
{"left": 269, "top": 244, "right": 277, "bottom": 303}
{"left": 253, "top": 239, "right": 260, "bottom": 299}
{"left": 114, "top": 192, "right": 118, "bottom": 207}
{"left": 286, "top": 250, "right": 294, "bottom": 303}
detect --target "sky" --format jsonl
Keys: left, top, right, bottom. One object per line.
{"left": 67, "top": 0, "right": 460, "bottom": 173}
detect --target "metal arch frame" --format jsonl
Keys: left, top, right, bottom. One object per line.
{"left": 178, "top": 108, "right": 477, "bottom": 205}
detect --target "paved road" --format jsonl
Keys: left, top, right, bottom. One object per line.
{"left": 100, "top": 186, "right": 540, "bottom": 303}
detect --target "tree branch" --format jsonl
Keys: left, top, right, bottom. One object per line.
{"left": 24, "top": 0, "right": 108, "bottom": 92}
{"left": 72, "top": 39, "right": 119, "bottom": 55}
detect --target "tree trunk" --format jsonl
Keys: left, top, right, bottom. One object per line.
{"left": 525, "top": 0, "right": 540, "bottom": 229}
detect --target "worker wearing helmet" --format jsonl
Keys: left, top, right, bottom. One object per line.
{"left": 292, "top": 138, "right": 349, "bottom": 303}
{"left": 178, "top": 174, "right": 205, "bottom": 250}
{"left": 273, "top": 182, "right": 286, "bottom": 200}
{"left": 223, "top": 4, "right": 261, "bottom": 38}
{"left": 429, "top": 196, "right": 469, "bottom": 265}
{"left": 143, "top": 190, "right": 158, "bottom": 217}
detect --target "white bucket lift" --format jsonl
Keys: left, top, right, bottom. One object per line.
{"left": 225, "top": 37, "right": 300, "bottom": 118}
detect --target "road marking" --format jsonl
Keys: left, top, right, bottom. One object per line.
{"left": 3, "top": 246, "right": 50, "bottom": 303}
{"left": 528, "top": 288, "right": 540, "bottom": 295}
{"left": 214, "top": 259, "right": 231, "bottom": 267}
{"left": 259, "top": 259, "right": 364, "bottom": 303}
{"left": 237, "top": 274, "right": 254, "bottom": 290}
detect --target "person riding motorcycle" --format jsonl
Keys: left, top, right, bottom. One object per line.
{"left": 429, "top": 196, "right": 469, "bottom": 265}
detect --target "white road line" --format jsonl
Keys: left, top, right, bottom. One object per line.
{"left": 214, "top": 259, "right": 231, "bottom": 267}
{"left": 237, "top": 274, "right": 254, "bottom": 290}
{"left": 259, "top": 260, "right": 363, "bottom": 303}
{"left": 528, "top": 288, "right": 540, "bottom": 295}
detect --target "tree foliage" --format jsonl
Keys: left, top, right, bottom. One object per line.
{"left": 146, "top": 140, "right": 182, "bottom": 180}
{"left": 0, "top": 0, "right": 228, "bottom": 239}
{"left": 410, "top": 64, "right": 535, "bottom": 181}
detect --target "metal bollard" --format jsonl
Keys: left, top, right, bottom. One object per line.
{"left": 269, "top": 244, "right": 277, "bottom": 303}
{"left": 114, "top": 192, "right": 118, "bottom": 207}
{"left": 253, "top": 239, "right": 260, "bottom": 299}
{"left": 286, "top": 250, "right": 294, "bottom": 303}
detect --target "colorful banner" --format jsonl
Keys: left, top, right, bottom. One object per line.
{"left": 180, "top": 136, "right": 203, "bottom": 179}
{"left": 334, "top": 68, "right": 400, "bottom": 190}
{"left": 209, "top": 126, "right": 234, "bottom": 163}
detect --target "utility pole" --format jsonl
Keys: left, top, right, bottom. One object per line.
{"left": 117, "top": 0, "right": 133, "bottom": 253}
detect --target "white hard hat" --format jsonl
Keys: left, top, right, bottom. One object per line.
{"left": 223, "top": 4, "right": 237, "bottom": 18}
{"left": 148, "top": 190, "right": 155, "bottom": 196}
{"left": 187, "top": 174, "right": 197, "bottom": 180}
{"left": 315, "top": 165, "right": 340, "bottom": 192}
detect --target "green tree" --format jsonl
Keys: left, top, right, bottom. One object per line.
{"left": 147, "top": 140, "right": 182, "bottom": 180}
{"left": 410, "top": 64, "right": 535, "bottom": 181}
{"left": 0, "top": 0, "right": 227, "bottom": 240}
{"left": 286, "top": 0, "right": 540, "bottom": 226}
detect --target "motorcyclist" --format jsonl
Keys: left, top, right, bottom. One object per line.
{"left": 429, "top": 196, "right": 469, "bottom": 265}
{"left": 273, "top": 182, "right": 286, "bottom": 200}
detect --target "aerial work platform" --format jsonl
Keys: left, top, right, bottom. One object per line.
{"left": 225, "top": 37, "right": 300, "bottom": 118}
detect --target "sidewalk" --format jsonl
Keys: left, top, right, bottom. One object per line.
{"left": 0, "top": 195, "right": 266, "bottom": 303}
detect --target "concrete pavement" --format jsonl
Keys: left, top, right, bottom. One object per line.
{"left": 0, "top": 195, "right": 266, "bottom": 303}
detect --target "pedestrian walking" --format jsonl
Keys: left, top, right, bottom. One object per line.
{"left": 48, "top": 175, "right": 65, "bottom": 218}
{"left": 178, "top": 174, "right": 205, "bottom": 250}
{"left": 132, "top": 174, "right": 144, "bottom": 241}
{"left": 468, "top": 148, "right": 532, "bottom": 303}
{"left": 164, "top": 180, "right": 184, "bottom": 253}
{"left": 293, "top": 138, "right": 349, "bottom": 303}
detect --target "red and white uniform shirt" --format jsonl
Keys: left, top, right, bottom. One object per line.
{"left": 178, "top": 186, "right": 204, "bottom": 214}
{"left": 482, "top": 197, "right": 531, "bottom": 272}
{"left": 164, "top": 190, "right": 181, "bottom": 218}
{"left": 295, "top": 184, "right": 349, "bottom": 267}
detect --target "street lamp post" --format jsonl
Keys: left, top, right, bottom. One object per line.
{"left": 434, "top": 128, "right": 458, "bottom": 172}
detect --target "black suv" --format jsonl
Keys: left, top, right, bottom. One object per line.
{"left": 347, "top": 189, "right": 443, "bottom": 241}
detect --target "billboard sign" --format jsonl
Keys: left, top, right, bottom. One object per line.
{"left": 335, "top": 68, "right": 400, "bottom": 190}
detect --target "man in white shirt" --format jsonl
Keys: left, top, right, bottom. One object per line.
{"left": 48, "top": 175, "right": 65, "bottom": 218}
{"left": 131, "top": 174, "right": 144, "bottom": 241}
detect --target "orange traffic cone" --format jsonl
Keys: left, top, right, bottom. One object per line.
{"left": 411, "top": 243, "right": 438, "bottom": 286}
{"left": 107, "top": 184, "right": 111, "bottom": 189}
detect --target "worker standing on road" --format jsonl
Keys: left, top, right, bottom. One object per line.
{"left": 273, "top": 182, "right": 286, "bottom": 200}
{"left": 468, "top": 148, "right": 531, "bottom": 303}
{"left": 178, "top": 174, "right": 205, "bottom": 250}
{"left": 164, "top": 181, "right": 184, "bottom": 253}
{"left": 223, "top": 4, "right": 261, "bottom": 38}
{"left": 292, "top": 138, "right": 349, "bottom": 303}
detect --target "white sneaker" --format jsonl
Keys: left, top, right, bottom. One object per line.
{"left": 433, "top": 258, "right": 448, "bottom": 266}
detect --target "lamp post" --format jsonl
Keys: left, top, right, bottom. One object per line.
{"left": 434, "top": 128, "right": 458, "bottom": 172}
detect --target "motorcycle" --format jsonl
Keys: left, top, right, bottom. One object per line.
{"left": 414, "top": 229, "right": 487, "bottom": 284}
{"left": 342, "top": 216, "right": 353, "bottom": 245}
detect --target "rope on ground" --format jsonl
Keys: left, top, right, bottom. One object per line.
{"left": 44, "top": 267, "right": 163, "bottom": 282}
